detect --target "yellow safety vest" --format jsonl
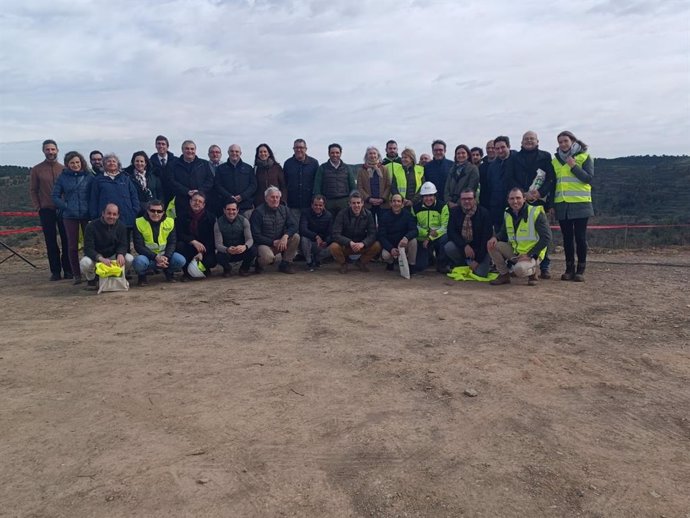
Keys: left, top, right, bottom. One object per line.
{"left": 135, "top": 217, "right": 174, "bottom": 254}
{"left": 504, "top": 205, "right": 546, "bottom": 260}
{"left": 388, "top": 163, "right": 424, "bottom": 199}
{"left": 552, "top": 153, "right": 592, "bottom": 204}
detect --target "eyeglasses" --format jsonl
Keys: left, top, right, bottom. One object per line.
{"left": 149, "top": 209, "right": 164, "bottom": 214}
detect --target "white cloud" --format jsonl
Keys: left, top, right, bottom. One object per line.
{"left": 1, "top": 0, "right": 688, "bottom": 166}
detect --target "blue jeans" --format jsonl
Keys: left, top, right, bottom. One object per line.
{"left": 133, "top": 252, "right": 186, "bottom": 274}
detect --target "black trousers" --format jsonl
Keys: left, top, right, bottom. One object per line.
{"left": 177, "top": 241, "right": 218, "bottom": 269}
{"left": 559, "top": 217, "right": 588, "bottom": 265}
{"left": 38, "top": 208, "right": 71, "bottom": 275}
{"left": 216, "top": 247, "right": 256, "bottom": 271}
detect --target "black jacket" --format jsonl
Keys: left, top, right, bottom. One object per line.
{"left": 299, "top": 208, "right": 333, "bottom": 242}
{"left": 377, "top": 209, "right": 417, "bottom": 252}
{"left": 214, "top": 159, "right": 257, "bottom": 211}
{"left": 505, "top": 148, "right": 555, "bottom": 208}
{"left": 250, "top": 203, "right": 297, "bottom": 246}
{"left": 447, "top": 205, "right": 493, "bottom": 263}
{"left": 83, "top": 217, "right": 129, "bottom": 261}
{"left": 284, "top": 155, "right": 319, "bottom": 209}
{"left": 175, "top": 210, "right": 216, "bottom": 252}
{"left": 168, "top": 157, "right": 214, "bottom": 216}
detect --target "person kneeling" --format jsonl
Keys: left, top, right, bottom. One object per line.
{"left": 444, "top": 188, "right": 492, "bottom": 277}
{"left": 329, "top": 190, "right": 382, "bottom": 273}
{"left": 378, "top": 194, "right": 418, "bottom": 273}
{"left": 215, "top": 200, "right": 256, "bottom": 276}
{"left": 80, "top": 203, "right": 134, "bottom": 287}
{"left": 133, "top": 200, "right": 186, "bottom": 285}
{"left": 487, "top": 188, "right": 551, "bottom": 286}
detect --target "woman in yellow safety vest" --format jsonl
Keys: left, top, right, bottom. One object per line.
{"left": 551, "top": 130, "right": 593, "bottom": 282}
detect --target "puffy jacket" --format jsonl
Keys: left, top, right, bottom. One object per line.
{"left": 89, "top": 173, "right": 140, "bottom": 227}
{"left": 52, "top": 169, "right": 93, "bottom": 219}
{"left": 250, "top": 203, "right": 298, "bottom": 246}
{"left": 314, "top": 161, "right": 355, "bottom": 199}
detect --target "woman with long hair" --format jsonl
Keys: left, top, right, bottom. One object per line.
{"left": 253, "top": 143, "right": 286, "bottom": 207}
{"left": 124, "top": 150, "right": 163, "bottom": 215}
{"left": 444, "top": 144, "right": 479, "bottom": 209}
{"left": 356, "top": 146, "right": 391, "bottom": 218}
{"left": 551, "top": 130, "right": 594, "bottom": 282}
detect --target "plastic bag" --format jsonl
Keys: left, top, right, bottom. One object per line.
{"left": 398, "top": 247, "right": 410, "bottom": 279}
{"left": 97, "top": 274, "right": 129, "bottom": 293}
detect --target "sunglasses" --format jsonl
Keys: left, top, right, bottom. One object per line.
{"left": 149, "top": 209, "right": 164, "bottom": 214}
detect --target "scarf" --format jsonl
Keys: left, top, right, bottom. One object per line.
{"left": 255, "top": 158, "right": 274, "bottom": 169}
{"left": 189, "top": 209, "right": 205, "bottom": 237}
{"left": 461, "top": 204, "right": 477, "bottom": 242}
{"left": 557, "top": 141, "right": 582, "bottom": 163}
{"left": 132, "top": 169, "right": 147, "bottom": 191}
{"left": 104, "top": 170, "right": 119, "bottom": 179}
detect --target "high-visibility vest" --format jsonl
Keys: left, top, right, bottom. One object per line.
{"left": 135, "top": 217, "right": 174, "bottom": 254}
{"left": 388, "top": 163, "right": 424, "bottom": 199}
{"left": 504, "top": 205, "right": 546, "bottom": 260}
{"left": 552, "top": 153, "right": 592, "bottom": 204}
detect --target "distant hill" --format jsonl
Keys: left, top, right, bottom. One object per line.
{"left": 1, "top": 156, "right": 688, "bottom": 248}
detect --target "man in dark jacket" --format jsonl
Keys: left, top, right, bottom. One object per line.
{"left": 480, "top": 135, "right": 515, "bottom": 233}
{"left": 299, "top": 194, "right": 333, "bottom": 271}
{"left": 175, "top": 191, "right": 218, "bottom": 275}
{"left": 284, "top": 139, "right": 320, "bottom": 223}
{"left": 444, "top": 189, "right": 493, "bottom": 277}
{"left": 329, "top": 191, "right": 381, "bottom": 273}
{"left": 133, "top": 200, "right": 186, "bottom": 285}
{"left": 313, "top": 143, "right": 356, "bottom": 216}
{"left": 504, "top": 131, "right": 556, "bottom": 278}
{"left": 250, "top": 186, "right": 299, "bottom": 274}
{"left": 80, "top": 203, "right": 134, "bottom": 287}
{"left": 167, "top": 140, "right": 214, "bottom": 218}
{"left": 150, "top": 135, "right": 176, "bottom": 207}
{"left": 214, "top": 144, "right": 257, "bottom": 215}
{"left": 377, "top": 194, "right": 418, "bottom": 273}
{"left": 423, "top": 139, "right": 453, "bottom": 202}
{"left": 214, "top": 200, "right": 256, "bottom": 276}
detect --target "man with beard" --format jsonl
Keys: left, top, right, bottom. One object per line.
{"left": 283, "top": 138, "right": 319, "bottom": 224}
{"left": 444, "top": 188, "right": 493, "bottom": 278}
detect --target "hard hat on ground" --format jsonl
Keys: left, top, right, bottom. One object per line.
{"left": 187, "top": 260, "right": 207, "bottom": 278}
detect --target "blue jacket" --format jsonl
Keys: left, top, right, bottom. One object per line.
{"left": 52, "top": 169, "right": 93, "bottom": 220}
{"left": 283, "top": 155, "right": 319, "bottom": 209}
{"left": 90, "top": 173, "right": 140, "bottom": 227}
{"left": 424, "top": 158, "right": 453, "bottom": 202}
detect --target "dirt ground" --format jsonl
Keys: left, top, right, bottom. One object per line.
{"left": 1, "top": 243, "right": 688, "bottom": 518}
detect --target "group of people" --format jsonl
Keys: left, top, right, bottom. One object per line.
{"left": 29, "top": 130, "right": 593, "bottom": 288}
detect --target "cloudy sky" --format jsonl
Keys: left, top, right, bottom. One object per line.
{"left": 0, "top": 0, "right": 688, "bottom": 167}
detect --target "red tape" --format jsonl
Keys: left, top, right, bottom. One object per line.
{"left": 550, "top": 224, "right": 690, "bottom": 230}
{"left": 0, "top": 226, "right": 42, "bottom": 236}
{"left": 0, "top": 211, "right": 39, "bottom": 217}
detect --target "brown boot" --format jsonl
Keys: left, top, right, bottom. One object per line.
{"left": 490, "top": 273, "right": 511, "bottom": 286}
{"left": 339, "top": 263, "right": 349, "bottom": 274}
{"left": 528, "top": 274, "right": 538, "bottom": 286}
{"left": 574, "top": 262, "right": 586, "bottom": 282}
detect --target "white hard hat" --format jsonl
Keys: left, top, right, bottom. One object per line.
{"left": 512, "top": 259, "right": 537, "bottom": 278}
{"left": 187, "top": 260, "right": 207, "bottom": 278}
{"left": 419, "top": 181, "right": 437, "bottom": 195}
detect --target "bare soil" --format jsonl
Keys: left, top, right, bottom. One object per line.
{"left": 1, "top": 244, "right": 689, "bottom": 518}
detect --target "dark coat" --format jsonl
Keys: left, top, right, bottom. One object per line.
{"left": 505, "top": 148, "right": 555, "bottom": 208}
{"left": 168, "top": 157, "right": 214, "bottom": 216}
{"left": 377, "top": 208, "right": 418, "bottom": 252}
{"left": 299, "top": 208, "right": 333, "bottom": 243}
{"left": 214, "top": 159, "right": 257, "bottom": 211}
{"left": 284, "top": 155, "right": 319, "bottom": 209}
{"left": 447, "top": 205, "right": 493, "bottom": 263}
{"left": 424, "top": 158, "right": 453, "bottom": 202}
{"left": 83, "top": 217, "right": 129, "bottom": 260}
{"left": 332, "top": 207, "right": 377, "bottom": 247}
